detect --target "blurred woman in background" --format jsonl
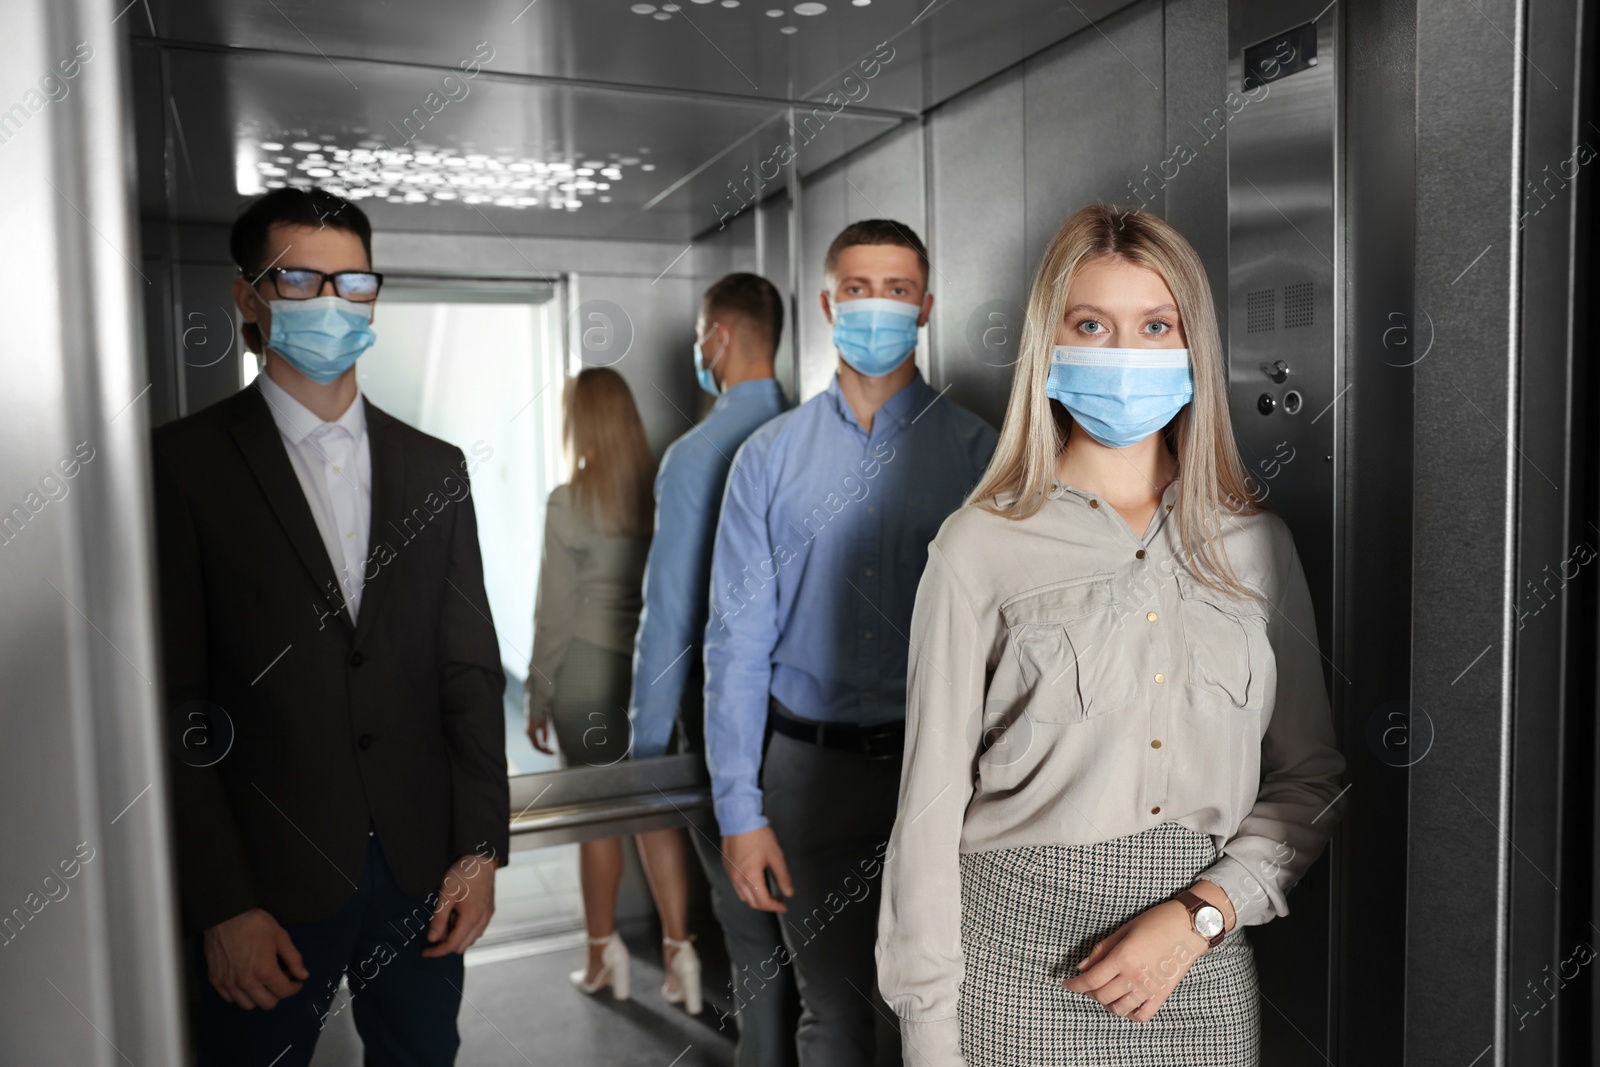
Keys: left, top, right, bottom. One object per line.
{"left": 526, "top": 367, "right": 702, "bottom": 1014}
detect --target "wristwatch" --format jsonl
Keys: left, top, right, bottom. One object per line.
{"left": 1175, "top": 889, "right": 1226, "bottom": 948}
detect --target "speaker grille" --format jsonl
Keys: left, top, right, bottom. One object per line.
{"left": 1247, "top": 289, "right": 1276, "bottom": 333}
{"left": 1285, "top": 282, "right": 1314, "bottom": 328}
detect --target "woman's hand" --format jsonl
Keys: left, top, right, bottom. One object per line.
{"left": 1060, "top": 900, "right": 1210, "bottom": 1021}
{"left": 526, "top": 715, "right": 554, "bottom": 755}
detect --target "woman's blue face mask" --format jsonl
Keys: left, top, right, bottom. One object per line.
{"left": 1045, "top": 345, "right": 1194, "bottom": 449}
{"left": 829, "top": 296, "right": 921, "bottom": 377}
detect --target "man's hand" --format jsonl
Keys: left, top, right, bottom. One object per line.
{"left": 423, "top": 852, "right": 497, "bottom": 958}
{"left": 203, "top": 908, "right": 309, "bottom": 1010}
{"left": 721, "top": 826, "right": 793, "bottom": 913}
{"left": 1060, "top": 900, "right": 1210, "bottom": 1021}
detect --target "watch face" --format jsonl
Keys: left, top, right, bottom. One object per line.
{"left": 1195, "top": 905, "right": 1225, "bottom": 940}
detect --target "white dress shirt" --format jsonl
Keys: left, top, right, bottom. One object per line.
{"left": 254, "top": 373, "right": 373, "bottom": 622}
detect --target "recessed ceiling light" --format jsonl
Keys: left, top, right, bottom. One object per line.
{"left": 630, "top": 2, "right": 655, "bottom": 11}
{"left": 662, "top": 2, "right": 680, "bottom": 8}
{"left": 641, "top": 163, "right": 656, "bottom": 171}
{"left": 765, "top": 7, "right": 782, "bottom": 14}
{"left": 780, "top": 24, "right": 798, "bottom": 32}
{"left": 794, "top": 2, "right": 826, "bottom": 13}
{"left": 653, "top": 10, "right": 671, "bottom": 17}
{"left": 721, "top": 0, "right": 739, "bottom": 6}
{"left": 852, "top": 0, "right": 869, "bottom": 5}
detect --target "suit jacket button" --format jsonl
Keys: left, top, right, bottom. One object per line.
{"left": 358, "top": 734, "right": 374, "bottom": 750}
{"left": 350, "top": 652, "right": 365, "bottom": 667}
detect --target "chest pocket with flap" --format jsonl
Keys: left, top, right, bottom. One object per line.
{"left": 1174, "top": 570, "right": 1272, "bottom": 711}
{"left": 997, "top": 574, "right": 1137, "bottom": 725}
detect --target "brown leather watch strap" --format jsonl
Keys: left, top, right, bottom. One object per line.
{"left": 1175, "top": 888, "right": 1226, "bottom": 948}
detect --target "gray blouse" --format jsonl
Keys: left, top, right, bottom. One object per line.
{"left": 525, "top": 483, "right": 651, "bottom": 721}
{"left": 876, "top": 475, "right": 1347, "bottom": 1067}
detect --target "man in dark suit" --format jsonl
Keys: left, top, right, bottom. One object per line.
{"left": 152, "top": 187, "right": 509, "bottom": 1065}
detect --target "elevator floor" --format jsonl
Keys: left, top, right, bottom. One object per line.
{"left": 306, "top": 928, "right": 737, "bottom": 1066}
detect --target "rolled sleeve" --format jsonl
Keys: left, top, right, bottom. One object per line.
{"left": 1197, "top": 520, "right": 1347, "bottom": 927}
{"left": 877, "top": 541, "right": 985, "bottom": 1067}
{"left": 702, "top": 435, "right": 780, "bottom": 837}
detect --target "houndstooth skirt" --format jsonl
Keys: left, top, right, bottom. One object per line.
{"left": 958, "top": 821, "right": 1260, "bottom": 1067}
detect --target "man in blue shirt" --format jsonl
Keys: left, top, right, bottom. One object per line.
{"left": 629, "top": 274, "right": 795, "bottom": 1064}
{"left": 704, "top": 221, "right": 999, "bottom": 1066}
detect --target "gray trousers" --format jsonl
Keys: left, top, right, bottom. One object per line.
{"left": 761, "top": 731, "right": 905, "bottom": 1067}
{"left": 687, "top": 800, "right": 800, "bottom": 1067}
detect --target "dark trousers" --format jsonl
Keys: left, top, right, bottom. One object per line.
{"left": 761, "top": 730, "right": 904, "bottom": 1067}
{"left": 687, "top": 798, "right": 802, "bottom": 1067}
{"left": 192, "top": 833, "right": 464, "bottom": 1067}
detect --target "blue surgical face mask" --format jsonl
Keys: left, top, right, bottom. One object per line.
{"left": 829, "top": 297, "right": 921, "bottom": 377}
{"left": 265, "top": 296, "right": 377, "bottom": 385}
{"left": 693, "top": 330, "right": 721, "bottom": 397}
{"left": 1046, "top": 346, "right": 1194, "bottom": 449}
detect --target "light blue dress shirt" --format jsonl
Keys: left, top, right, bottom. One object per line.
{"left": 628, "top": 378, "right": 789, "bottom": 758}
{"left": 704, "top": 369, "right": 999, "bottom": 836}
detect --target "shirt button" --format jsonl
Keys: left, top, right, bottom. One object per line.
{"left": 350, "top": 652, "right": 365, "bottom": 667}
{"left": 1151, "top": 739, "right": 1162, "bottom": 749}
{"left": 1136, "top": 549, "right": 1146, "bottom": 559}
{"left": 1151, "top": 806, "right": 1161, "bottom": 815}
{"left": 358, "top": 734, "right": 374, "bottom": 750}
{"left": 867, "top": 506, "right": 877, "bottom": 514}
{"left": 1146, "top": 611, "right": 1158, "bottom": 622}
{"left": 1154, "top": 673, "right": 1165, "bottom": 683}
{"left": 346, "top": 531, "right": 355, "bottom": 540}
{"left": 864, "top": 631, "right": 874, "bottom": 639}
{"left": 332, "top": 465, "right": 342, "bottom": 474}
{"left": 1089, "top": 499, "right": 1100, "bottom": 508}
{"left": 865, "top": 568, "right": 874, "bottom": 577}
{"left": 1166, "top": 504, "right": 1173, "bottom": 512}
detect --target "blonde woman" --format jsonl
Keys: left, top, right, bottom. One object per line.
{"left": 876, "top": 205, "right": 1346, "bottom": 1066}
{"left": 526, "top": 367, "right": 701, "bottom": 1013}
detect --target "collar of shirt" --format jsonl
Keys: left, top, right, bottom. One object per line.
{"left": 712, "top": 376, "right": 783, "bottom": 416}
{"left": 1046, "top": 473, "right": 1184, "bottom": 541}
{"left": 255, "top": 371, "right": 367, "bottom": 445}
{"left": 822, "top": 367, "right": 930, "bottom": 435}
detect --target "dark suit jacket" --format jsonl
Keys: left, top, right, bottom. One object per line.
{"left": 151, "top": 383, "right": 509, "bottom": 936}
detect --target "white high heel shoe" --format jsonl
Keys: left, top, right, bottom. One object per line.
{"left": 569, "top": 931, "right": 631, "bottom": 1001}
{"left": 661, "top": 934, "right": 702, "bottom": 1015}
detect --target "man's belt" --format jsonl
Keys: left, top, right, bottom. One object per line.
{"left": 768, "top": 696, "right": 905, "bottom": 761}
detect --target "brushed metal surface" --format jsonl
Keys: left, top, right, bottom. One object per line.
{"left": 1226, "top": 6, "right": 1341, "bottom": 1061}
{"left": 0, "top": 2, "right": 185, "bottom": 1064}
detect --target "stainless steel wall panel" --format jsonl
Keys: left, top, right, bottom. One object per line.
{"left": 926, "top": 64, "right": 1027, "bottom": 428}
{"left": 0, "top": 1, "right": 185, "bottom": 1063}
{"left": 1409, "top": 0, "right": 1526, "bottom": 1060}
{"left": 1021, "top": 1, "right": 1166, "bottom": 276}
{"left": 1506, "top": 0, "right": 1590, "bottom": 1061}
{"left": 796, "top": 155, "right": 847, "bottom": 401}
{"left": 1161, "top": 0, "right": 1230, "bottom": 338}
{"left": 1336, "top": 0, "right": 1417, "bottom": 1060}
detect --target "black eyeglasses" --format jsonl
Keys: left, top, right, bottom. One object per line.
{"left": 247, "top": 267, "right": 384, "bottom": 302}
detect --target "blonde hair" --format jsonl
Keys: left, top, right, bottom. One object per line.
{"left": 562, "top": 368, "right": 656, "bottom": 538}
{"left": 968, "top": 203, "right": 1264, "bottom": 602}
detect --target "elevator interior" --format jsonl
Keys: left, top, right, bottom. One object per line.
{"left": 1, "top": 0, "right": 1595, "bottom": 1063}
